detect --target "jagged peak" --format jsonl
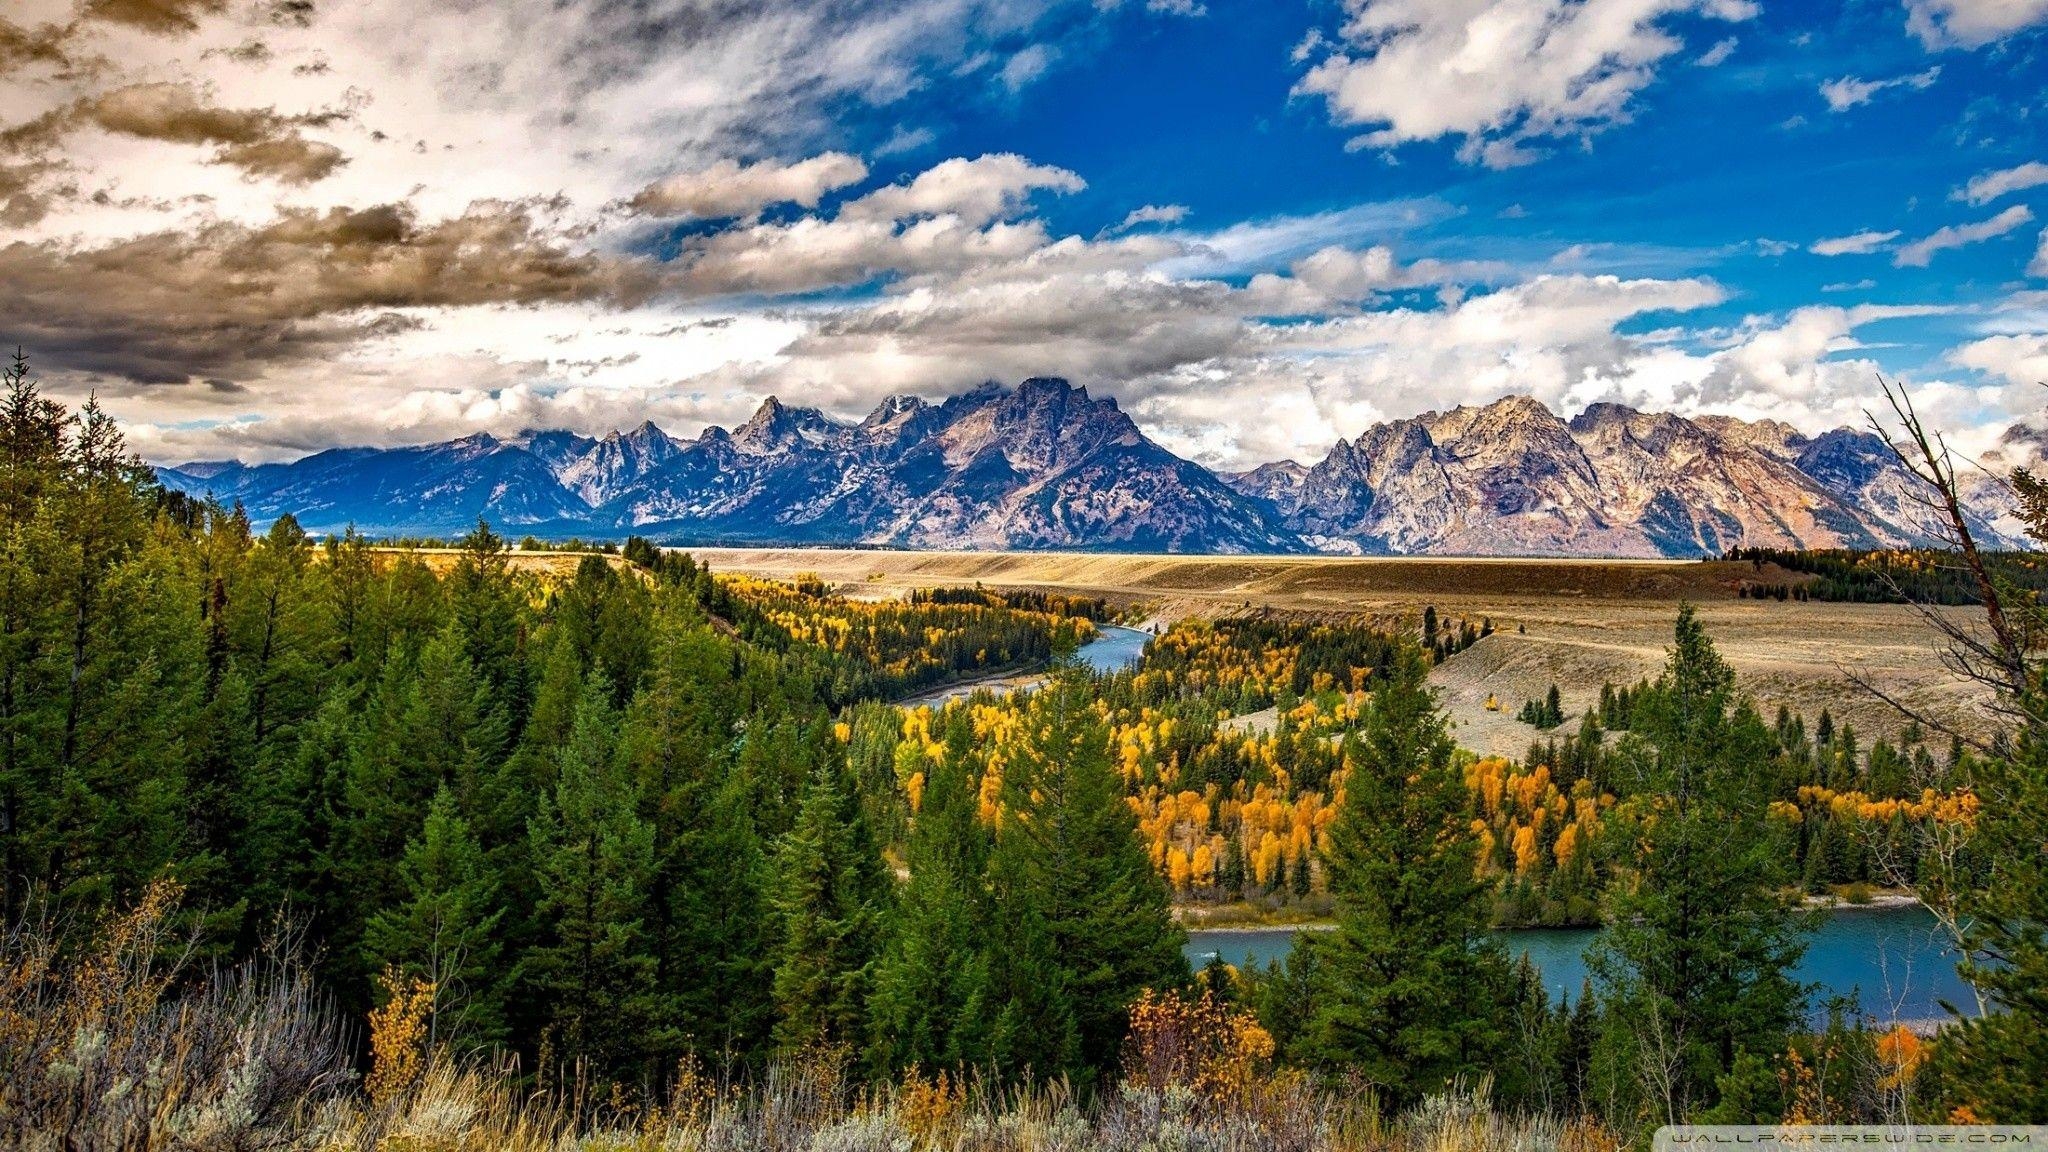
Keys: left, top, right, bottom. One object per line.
{"left": 862, "top": 392, "right": 929, "bottom": 428}
{"left": 596, "top": 418, "right": 671, "bottom": 446}
{"left": 1243, "top": 459, "right": 1306, "bottom": 477}
{"left": 446, "top": 431, "right": 503, "bottom": 454}
{"left": 1018, "top": 375, "right": 1077, "bottom": 396}
{"left": 1482, "top": 393, "right": 1553, "bottom": 417}
{"left": 740, "top": 394, "right": 786, "bottom": 426}
{"left": 1569, "top": 401, "right": 1640, "bottom": 428}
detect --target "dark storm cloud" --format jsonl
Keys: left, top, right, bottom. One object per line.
{"left": 1, "top": 201, "right": 656, "bottom": 386}
{"left": 81, "top": 82, "right": 351, "bottom": 183}
{"left": 81, "top": 0, "right": 230, "bottom": 36}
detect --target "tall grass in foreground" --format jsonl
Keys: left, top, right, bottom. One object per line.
{"left": 1, "top": 884, "right": 1623, "bottom": 1152}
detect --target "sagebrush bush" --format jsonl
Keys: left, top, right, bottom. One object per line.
{"left": 2, "top": 886, "right": 1626, "bottom": 1152}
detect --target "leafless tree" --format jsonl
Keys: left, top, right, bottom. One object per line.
{"left": 1849, "top": 379, "right": 2043, "bottom": 746}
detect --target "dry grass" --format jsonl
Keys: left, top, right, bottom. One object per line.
{"left": 4, "top": 887, "right": 1626, "bottom": 1152}
{"left": 0, "top": 880, "right": 354, "bottom": 1152}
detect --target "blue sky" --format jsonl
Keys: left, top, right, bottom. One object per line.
{"left": 4, "top": 0, "right": 2047, "bottom": 465}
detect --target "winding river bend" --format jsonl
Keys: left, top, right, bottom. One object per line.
{"left": 1187, "top": 906, "right": 1977, "bottom": 1025}
{"left": 899, "top": 623, "right": 1153, "bottom": 708}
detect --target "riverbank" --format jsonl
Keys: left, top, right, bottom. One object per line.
{"left": 1173, "top": 898, "right": 1333, "bottom": 930}
{"left": 1183, "top": 903, "right": 1976, "bottom": 1020}
{"left": 1172, "top": 885, "right": 1920, "bottom": 933}
{"left": 896, "top": 623, "right": 1153, "bottom": 709}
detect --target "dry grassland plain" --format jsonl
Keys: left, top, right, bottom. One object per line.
{"left": 684, "top": 548, "right": 1998, "bottom": 758}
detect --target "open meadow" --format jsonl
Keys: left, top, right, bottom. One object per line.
{"left": 686, "top": 548, "right": 1997, "bottom": 757}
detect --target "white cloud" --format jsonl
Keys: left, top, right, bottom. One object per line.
{"left": 1953, "top": 332, "right": 2048, "bottom": 386}
{"left": 842, "top": 153, "right": 1084, "bottom": 226}
{"left": 1819, "top": 66, "right": 1940, "bottom": 112}
{"left": 1262, "top": 243, "right": 1510, "bottom": 305}
{"left": 1158, "top": 199, "right": 1457, "bottom": 277}
{"left": 2033, "top": 228, "right": 2048, "bottom": 277}
{"left": 1692, "top": 304, "right": 1950, "bottom": 411}
{"left": 1695, "top": 36, "right": 1739, "bottom": 66}
{"left": 997, "top": 45, "right": 1056, "bottom": 93}
{"left": 628, "top": 153, "right": 869, "bottom": 219}
{"left": 1904, "top": 0, "right": 2048, "bottom": 48}
{"left": 1960, "top": 161, "right": 2048, "bottom": 205}
{"left": 1290, "top": 0, "right": 1757, "bottom": 167}
{"left": 1894, "top": 204, "right": 2034, "bottom": 266}
{"left": 1811, "top": 229, "right": 1901, "bottom": 256}
{"left": 1116, "top": 203, "right": 1189, "bottom": 230}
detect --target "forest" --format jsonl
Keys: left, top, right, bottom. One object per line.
{"left": 1723, "top": 546, "right": 2048, "bottom": 605}
{"left": 0, "top": 355, "right": 2044, "bottom": 1149}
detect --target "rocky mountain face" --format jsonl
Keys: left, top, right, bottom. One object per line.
{"left": 158, "top": 383, "right": 2024, "bottom": 556}
{"left": 1231, "top": 396, "right": 2019, "bottom": 556}
{"left": 161, "top": 378, "right": 1300, "bottom": 553}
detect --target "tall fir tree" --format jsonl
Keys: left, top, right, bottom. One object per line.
{"left": 523, "top": 672, "right": 658, "bottom": 1076}
{"left": 623, "top": 606, "right": 774, "bottom": 1064}
{"left": 1299, "top": 647, "right": 1513, "bottom": 1106}
{"left": 363, "top": 783, "right": 507, "bottom": 1052}
{"left": 769, "top": 753, "right": 891, "bottom": 1055}
{"left": 1586, "top": 605, "right": 1808, "bottom": 1125}
{"left": 868, "top": 740, "right": 993, "bottom": 1073}
{"left": 988, "top": 672, "right": 1186, "bottom": 1085}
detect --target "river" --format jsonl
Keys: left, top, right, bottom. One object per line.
{"left": 1186, "top": 906, "right": 1977, "bottom": 1024}
{"left": 899, "top": 623, "right": 1153, "bottom": 708}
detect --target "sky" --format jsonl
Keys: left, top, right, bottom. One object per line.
{"left": 3, "top": 0, "right": 2048, "bottom": 469}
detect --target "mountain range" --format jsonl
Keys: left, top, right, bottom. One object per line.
{"left": 156, "top": 377, "right": 2023, "bottom": 557}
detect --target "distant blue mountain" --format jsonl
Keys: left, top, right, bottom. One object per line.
{"left": 157, "top": 380, "right": 2016, "bottom": 556}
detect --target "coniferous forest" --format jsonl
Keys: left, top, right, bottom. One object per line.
{"left": 1, "top": 354, "right": 2045, "bottom": 1147}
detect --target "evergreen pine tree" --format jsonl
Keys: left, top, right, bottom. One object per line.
{"left": 988, "top": 673, "right": 1186, "bottom": 1084}
{"left": 1300, "top": 648, "right": 1513, "bottom": 1106}
{"left": 868, "top": 745, "right": 993, "bottom": 1073}
{"left": 769, "top": 754, "right": 891, "bottom": 1055}
{"left": 523, "top": 673, "right": 657, "bottom": 1075}
{"left": 1586, "top": 605, "right": 1808, "bottom": 1125}
{"left": 364, "top": 783, "right": 507, "bottom": 1051}
{"left": 625, "top": 609, "right": 774, "bottom": 1064}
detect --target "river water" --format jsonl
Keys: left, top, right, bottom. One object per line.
{"left": 1186, "top": 905, "right": 1977, "bottom": 1023}
{"left": 1073, "top": 624, "right": 1153, "bottom": 672}
{"left": 900, "top": 623, "right": 1153, "bottom": 708}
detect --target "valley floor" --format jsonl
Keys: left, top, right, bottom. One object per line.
{"left": 689, "top": 548, "right": 1997, "bottom": 754}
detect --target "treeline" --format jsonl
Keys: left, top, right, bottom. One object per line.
{"left": 1496, "top": 680, "right": 1973, "bottom": 924}
{"left": 616, "top": 551, "right": 1099, "bottom": 706}
{"left": 1136, "top": 617, "right": 1405, "bottom": 712}
{"left": 1424, "top": 604, "right": 1491, "bottom": 662}
{"left": 1725, "top": 546, "right": 2048, "bottom": 604}
{"left": 0, "top": 361, "right": 1175, "bottom": 1096}
{"left": 910, "top": 584, "right": 1117, "bottom": 622}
